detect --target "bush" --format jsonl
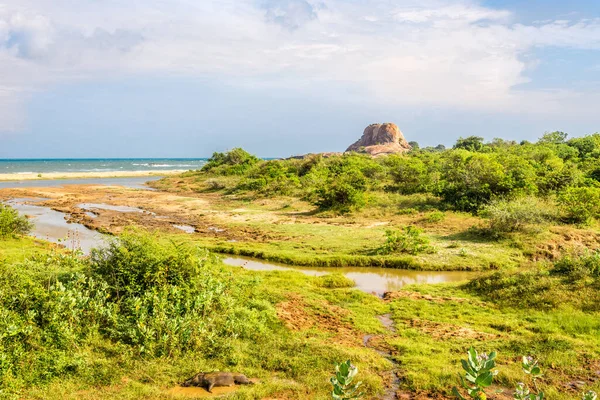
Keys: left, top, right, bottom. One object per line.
{"left": 552, "top": 251, "right": 600, "bottom": 281}
{"left": 438, "top": 151, "right": 509, "bottom": 212}
{"left": 0, "top": 204, "right": 32, "bottom": 238}
{"left": 313, "top": 169, "right": 368, "bottom": 213}
{"left": 423, "top": 211, "right": 446, "bottom": 223}
{"left": 201, "top": 148, "right": 260, "bottom": 175}
{"left": 377, "top": 226, "right": 434, "bottom": 255}
{"left": 317, "top": 274, "right": 355, "bottom": 289}
{"left": 558, "top": 187, "right": 600, "bottom": 225}
{"left": 479, "top": 197, "right": 557, "bottom": 234}
{"left": 0, "top": 229, "right": 262, "bottom": 385}
{"left": 387, "top": 156, "right": 430, "bottom": 194}
{"left": 89, "top": 230, "right": 209, "bottom": 298}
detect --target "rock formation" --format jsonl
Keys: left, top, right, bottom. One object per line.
{"left": 346, "top": 123, "right": 411, "bottom": 156}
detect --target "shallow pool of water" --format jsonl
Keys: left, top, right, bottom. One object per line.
{"left": 223, "top": 257, "right": 474, "bottom": 296}
{"left": 7, "top": 199, "right": 106, "bottom": 254}
{"left": 174, "top": 224, "right": 196, "bottom": 233}
{"left": 6, "top": 200, "right": 474, "bottom": 294}
{"left": 78, "top": 203, "right": 154, "bottom": 214}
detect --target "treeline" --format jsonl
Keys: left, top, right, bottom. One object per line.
{"left": 199, "top": 131, "right": 600, "bottom": 225}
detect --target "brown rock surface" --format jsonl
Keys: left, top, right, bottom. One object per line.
{"left": 346, "top": 123, "right": 411, "bottom": 156}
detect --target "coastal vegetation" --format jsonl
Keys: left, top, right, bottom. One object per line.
{"left": 149, "top": 131, "right": 600, "bottom": 271}
{"left": 0, "top": 131, "right": 599, "bottom": 398}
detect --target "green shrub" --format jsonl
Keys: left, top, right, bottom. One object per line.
{"left": 201, "top": 148, "right": 260, "bottom": 175}
{"left": 452, "top": 347, "right": 497, "bottom": 400}
{"left": 317, "top": 274, "right": 355, "bottom": 289}
{"left": 438, "top": 151, "right": 509, "bottom": 212}
{"left": 423, "top": 211, "right": 446, "bottom": 223}
{"left": 377, "top": 226, "right": 434, "bottom": 255}
{"left": 479, "top": 197, "right": 557, "bottom": 234}
{"left": 552, "top": 251, "right": 600, "bottom": 281}
{"left": 313, "top": 169, "right": 368, "bottom": 213}
{"left": 558, "top": 187, "right": 600, "bottom": 225}
{"left": 0, "top": 229, "right": 267, "bottom": 386}
{"left": 0, "top": 204, "right": 32, "bottom": 238}
{"left": 387, "top": 156, "right": 430, "bottom": 194}
{"left": 89, "top": 230, "right": 208, "bottom": 298}
{"left": 330, "top": 360, "right": 364, "bottom": 400}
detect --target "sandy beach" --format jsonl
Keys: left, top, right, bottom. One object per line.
{"left": 0, "top": 170, "right": 186, "bottom": 182}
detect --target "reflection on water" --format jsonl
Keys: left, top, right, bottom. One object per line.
{"left": 5, "top": 198, "right": 474, "bottom": 294}
{"left": 224, "top": 257, "right": 474, "bottom": 296}
{"left": 7, "top": 199, "right": 106, "bottom": 254}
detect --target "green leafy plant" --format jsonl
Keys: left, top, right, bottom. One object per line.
{"left": 452, "top": 347, "right": 498, "bottom": 400}
{"left": 378, "top": 226, "right": 434, "bottom": 255}
{"left": 479, "top": 197, "right": 557, "bottom": 235}
{"left": 513, "top": 356, "right": 544, "bottom": 399}
{"left": 424, "top": 211, "right": 446, "bottom": 223}
{"left": 583, "top": 391, "right": 597, "bottom": 400}
{"left": 330, "top": 360, "right": 364, "bottom": 400}
{"left": 0, "top": 204, "right": 32, "bottom": 238}
{"left": 558, "top": 187, "right": 600, "bottom": 225}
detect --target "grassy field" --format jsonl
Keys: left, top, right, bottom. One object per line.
{"left": 1, "top": 232, "right": 598, "bottom": 399}
{"left": 2, "top": 141, "right": 600, "bottom": 399}
{"left": 149, "top": 172, "right": 598, "bottom": 274}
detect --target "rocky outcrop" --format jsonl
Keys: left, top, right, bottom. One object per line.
{"left": 346, "top": 123, "right": 411, "bottom": 156}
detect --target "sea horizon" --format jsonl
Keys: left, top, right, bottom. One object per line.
{"left": 0, "top": 158, "right": 208, "bottom": 174}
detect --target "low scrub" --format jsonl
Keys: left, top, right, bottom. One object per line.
{"left": 558, "top": 186, "right": 600, "bottom": 225}
{"left": 479, "top": 196, "right": 557, "bottom": 235}
{"left": 0, "top": 204, "right": 32, "bottom": 238}
{"left": 377, "top": 226, "right": 435, "bottom": 255}
{"left": 201, "top": 147, "right": 260, "bottom": 176}
{"left": 317, "top": 273, "right": 355, "bottom": 289}
{"left": 465, "top": 267, "right": 600, "bottom": 311}
{"left": 0, "top": 230, "right": 269, "bottom": 389}
{"left": 552, "top": 250, "right": 600, "bottom": 281}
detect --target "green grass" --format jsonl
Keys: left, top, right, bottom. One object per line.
{"left": 0, "top": 236, "right": 55, "bottom": 263}
{"left": 386, "top": 282, "right": 600, "bottom": 399}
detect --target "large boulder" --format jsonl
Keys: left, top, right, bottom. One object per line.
{"left": 346, "top": 123, "right": 411, "bottom": 156}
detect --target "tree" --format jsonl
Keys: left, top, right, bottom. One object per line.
{"left": 408, "top": 141, "right": 420, "bottom": 150}
{"left": 453, "top": 136, "right": 485, "bottom": 152}
{"left": 538, "top": 131, "right": 568, "bottom": 144}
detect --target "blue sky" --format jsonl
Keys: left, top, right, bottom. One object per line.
{"left": 1, "top": 0, "right": 599, "bottom": 157}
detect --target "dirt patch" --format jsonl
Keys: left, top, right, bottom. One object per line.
{"left": 166, "top": 385, "right": 239, "bottom": 398}
{"left": 383, "top": 291, "right": 469, "bottom": 304}
{"left": 534, "top": 227, "right": 600, "bottom": 261}
{"left": 0, "top": 185, "right": 286, "bottom": 243}
{"left": 406, "top": 319, "right": 500, "bottom": 341}
{"left": 276, "top": 294, "right": 363, "bottom": 346}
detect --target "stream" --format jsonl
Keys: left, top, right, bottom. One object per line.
{"left": 5, "top": 197, "right": 474, "bottom": 296}
{"left": 5, "top": 195, "right": 474, "bottom": 399}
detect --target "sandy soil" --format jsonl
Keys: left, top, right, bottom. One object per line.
{"left": 0, "top": 170, "right": 185, "bottom": 181}
{"left": 0, "top": 183, "right": 281, "bottom": 242}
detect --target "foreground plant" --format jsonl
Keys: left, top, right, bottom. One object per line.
{"left": 583, "top": 391, "right": 597, "bottom": 400}
{"left": 514, "top": 356, "right": 544, "bottom": 399}
{"left": 452, "top": 347, "right": 498, "bottom": 400}
{"left": 331, "top": 360, "right": 364, "bottom": 400}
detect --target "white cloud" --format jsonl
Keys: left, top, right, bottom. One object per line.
{"left": 1, "top": 0, "right": 600, "bottom": 132}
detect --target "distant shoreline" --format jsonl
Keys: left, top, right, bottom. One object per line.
{"left": 0, "top": 170, "right": 187, "bottom": 182}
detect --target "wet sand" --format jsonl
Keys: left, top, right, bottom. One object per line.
{"left": 0, "top": 170, "right": 185, "bottom": 182}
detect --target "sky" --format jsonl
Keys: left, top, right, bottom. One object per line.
{"left": 1, "top": 0, "right": 600, "bottom": 158}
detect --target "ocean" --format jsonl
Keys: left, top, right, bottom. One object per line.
{"left": 0, "top": 159, "right": 207, "bottom": 174}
